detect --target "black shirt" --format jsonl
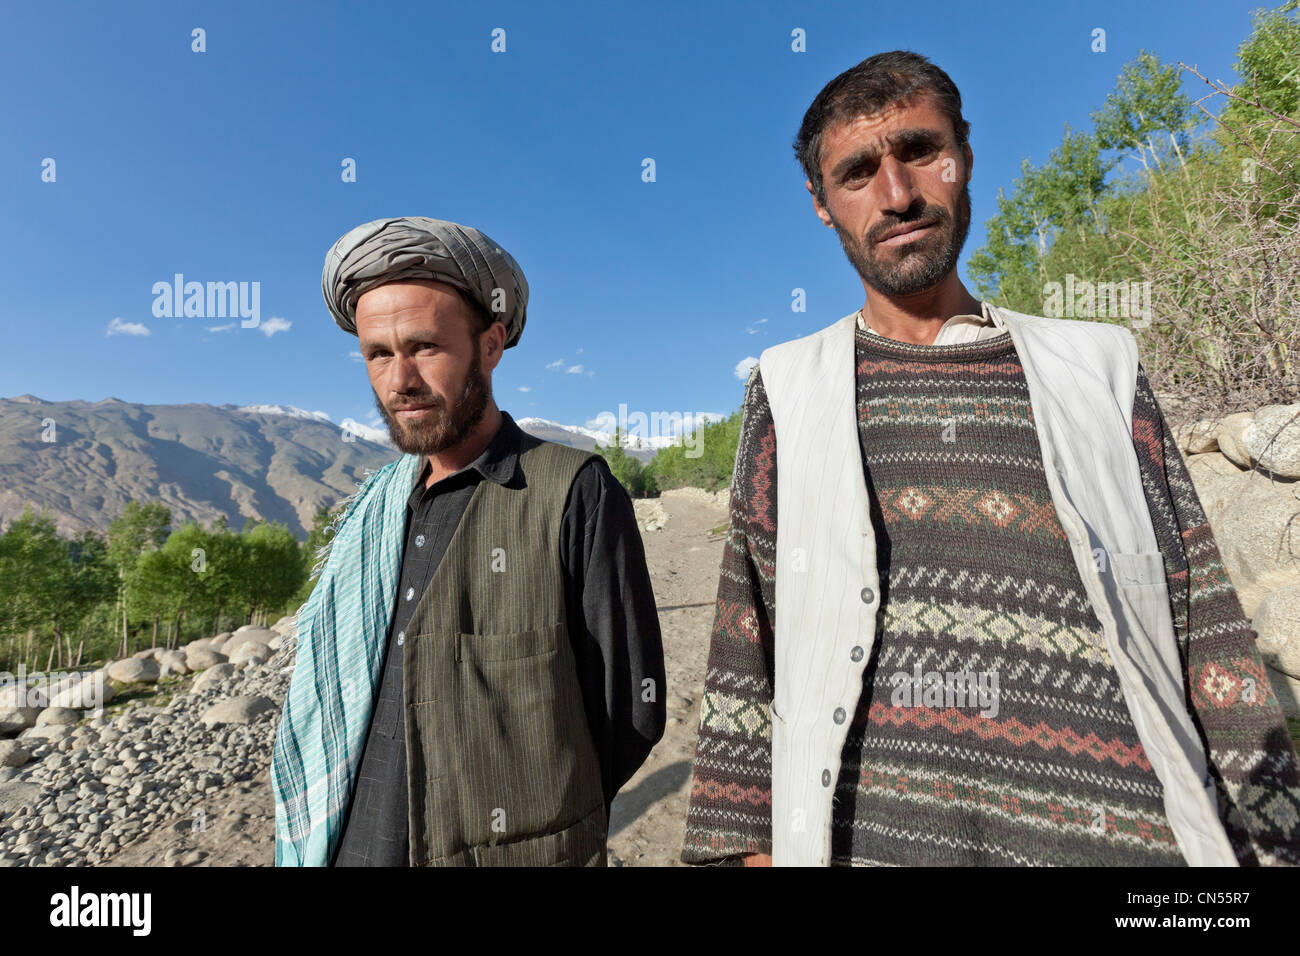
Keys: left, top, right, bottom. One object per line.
{"left": 332, "top": 409, "right": 665, "bottom": 865}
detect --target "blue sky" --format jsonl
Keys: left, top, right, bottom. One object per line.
{"left": 0, "top": 0, "right": 1266, "bottom": 438}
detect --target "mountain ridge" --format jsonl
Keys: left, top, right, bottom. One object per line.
{"left": 0, "top": 396, "right": 654, "bottom": 540}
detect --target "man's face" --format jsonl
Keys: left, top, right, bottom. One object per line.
{"left": 809, "top": 94, "right": 972, "bottom": 297}
{"left": 355, "top": 280, "right": 498, "bottom": 456}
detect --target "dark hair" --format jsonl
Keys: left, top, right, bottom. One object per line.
{"left": 794, "top": 50, "right": 971, "bottom": 207}
{"left": 452, "top": 286, "right": 497, "bottom": 340}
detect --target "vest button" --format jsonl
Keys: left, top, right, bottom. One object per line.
{"left": 850, "top": 646, "right": 864, "bottom": 662}
{"left": 397, "top": 631, "right": 405, "bottom": 646}
{"left": 833, "top": 707, "right": 846, "bottom": 724}
{"left": 860, "top": 587, "right": 875, "bottom": 604}
{"left": 821, "top": 769, "right": 832, "bottom": 787}
{"left": 415, "top": 534, "right": 425, "bottom": 547}
{"left": 405, "top": 587, "right": 415, "bottom": 601}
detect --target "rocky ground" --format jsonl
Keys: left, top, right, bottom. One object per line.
{"left": 0, "top": 486, "right": 730, "bottom": 867}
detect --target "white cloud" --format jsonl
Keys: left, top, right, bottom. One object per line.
{"left": 517, "top": 385, "right": 531, "bottom": 392}
{"left": 107, "top": 317, "right": 150, "bottom": 337}
{"left": 347, "top": 351, "right": 363, "bottom": 362}
{"left": 566, "top": 365, "right": 584, "bottom": 375}
{"left": 735, "top": 356, "right": 758, "bottom": 381}
{"left": 258, "top": 316, "right": 291, "bottom": 337}
{"left": 205, "top": 323, "right": 236, "bottom": 333}
{"left": 545, "top": 359, "right": 564, "bottom": 370}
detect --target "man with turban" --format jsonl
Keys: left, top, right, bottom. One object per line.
{"left": 272, "top": 216, "right": 666, "bottom": 866}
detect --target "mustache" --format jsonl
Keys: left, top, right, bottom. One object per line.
{"left": 389, "top": 397, "right": 443, "bottom": 411}
{"left": 869, "top": 208, "right": 946, "bottom": 243}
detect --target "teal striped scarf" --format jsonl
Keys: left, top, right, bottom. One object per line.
{"left": 271, "top": 451, "right": 422, "bottom": 866}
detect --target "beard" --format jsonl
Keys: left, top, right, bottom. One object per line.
{"left": 831, "top": 178, "right": 972, "bottom": 297}
{"left": 373, "top": 344, "right": 491, "bottom": 456}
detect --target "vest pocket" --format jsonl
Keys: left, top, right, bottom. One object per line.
{"left": 448, "top": 620, "right": 605, "bottom": 851}
{"left": 457, "top": 622, "right": 561, "bottom": 662}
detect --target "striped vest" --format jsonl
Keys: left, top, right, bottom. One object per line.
{"left": 400, "top": 435, "right": 608, "bottom": 865}
{"left": 758, "top": 303, "right": 1237, "bottom": 867}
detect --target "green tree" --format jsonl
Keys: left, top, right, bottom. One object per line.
{"left": 594, "top": 426, "right": 651, "bottom": 497}
{"left": 106, "top": 500, "right": 171, "bottom": 656}
{"left": 290, "top": 503, "right": 347, "bottom": 610}
{"left": 1217, "top": 1, "right": 1300, "bottom": 133}
{"left": 240, "top": 519, "right": 307, "bottom": 626}
{"left": 0, "top": 507, "right": 70, "bottom": 668}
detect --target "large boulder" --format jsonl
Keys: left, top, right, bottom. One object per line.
{"left": 199, "top": 695, "right": 276, "bottom": 727}
{"left": 18, "top": 723, "right": 71, "bottom": 741}
{"left": 1176, "top": 419, "right": 1220, "bottom": 455}
{"left": 223, "top": 627, "right": 277, "bottom": 655}
{"left": 1215, "top": 413, "right": 1255, "bottom": 468}
{"left": 155, "top": 650, "right": 189, "bottom": 677}
{"left": 0, "top": 709, "right": 38, "bottom": 736}
{"left": 0, "top": 684, "right": 46, "bottom": 711}
{"left": 48, "top": 673, "right": 115, "bottom": 710}
{"left": 107, "top": 658, "right": 161, "bottom": 684}
{"left": 35, "top": 707, "right": 82, "bottom": 727}
{"left": 191, "top": 663, "right": 237, "bottom": 692}
{"left": 1244, "top": 404, "right": 1300, "bottom": 479}
{"left": 1189, "top": 453, "right": 1300, "bottom": 617}
{"left": 131, "top": 648, "right": 159, "bottom": 661}
{"left": 0, "top": 741, "right": 30, "bottom": 769}
{"left": 207, "top": 632, "right": 233, "bottom": 652}
{"left": 1254, "top": 582, "right": 1300, "bottom": 679}
{"left": 228, "top": 642, "right": 271, "bottom": 667}
{"left": 0, "top": 781, "right": 44, "bottom": 818}
{"left": 184, "top": 647, "right": 228, "bottom": 671}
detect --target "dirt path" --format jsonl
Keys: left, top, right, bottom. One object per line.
{"left": 608, "top": 490, "right": 728, "bottom": 866}
{"left": 102, "top": 488, "right": 728, "bottom": 867}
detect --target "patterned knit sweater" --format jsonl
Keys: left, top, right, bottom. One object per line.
{"left": 681, "top": 325, "right": 1300, "bottom": 866}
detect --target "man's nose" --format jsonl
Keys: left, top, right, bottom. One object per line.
{"left": 874, "top": 154, "right": 919, "bottom": 213}
{"left": 385, "top": 353, "right": 425, "bottom": 394}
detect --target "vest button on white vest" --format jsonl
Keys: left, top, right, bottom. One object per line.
{"left": 850, "top": 646, "right": 864, "bottom": 662}
{"left": 821, "top": 769, "right": 831, "bottom": 787}
{"left": 833, "top": 707, "right": 846, "bottom": 724}
{"left": 860, "top": 587, "right": 875, "bottom": 604}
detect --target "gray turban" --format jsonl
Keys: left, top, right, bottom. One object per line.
{"left": 321, "top": 216, "right": 528, "bottom": 348}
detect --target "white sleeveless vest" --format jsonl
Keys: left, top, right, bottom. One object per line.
{"left": 757, "top": 303, "right": 1237, "bottom": 867}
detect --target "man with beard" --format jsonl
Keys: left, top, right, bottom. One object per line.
{"left": 272, "top": 216, "right": 665, "bottom": 866}
{"left": 681, "top": 51, "right": 1300, "bottom": 866}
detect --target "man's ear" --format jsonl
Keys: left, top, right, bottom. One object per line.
{"left": 805, "top": 180, "right": 835, "bottom": 229}
{"left": 963, "top": 143, "right": 973, "bottom": 184}
{"left": 480, "top": 320, "right": 508, "bottom": 374}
